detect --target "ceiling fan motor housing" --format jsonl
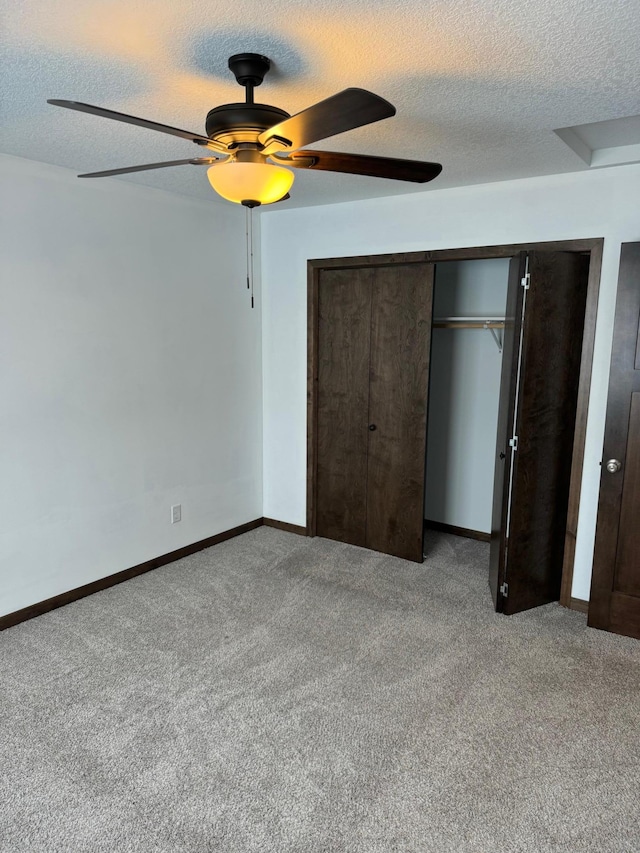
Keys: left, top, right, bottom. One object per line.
{"left": 205, "top": 103, "right": 290, "bottom": 147}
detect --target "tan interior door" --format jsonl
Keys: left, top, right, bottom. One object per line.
{"left": 589, "top": 242, "right": 640, "bottom": 640}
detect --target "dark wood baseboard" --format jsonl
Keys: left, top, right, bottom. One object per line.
{"left": 0, "top": 513, "right": 590, "bottom": 632}
{"left": 263, "top": 517, "right": 309, "bottom": 536}
{"left": 0, "top": 518, "right": 263, "bottom": 632}
{"left": 424, "top": 519, "right": 491, "bottom": 542}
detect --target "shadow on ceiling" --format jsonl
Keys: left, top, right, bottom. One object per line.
{"left": 190, "top": 29, "right": 307, "bottom": 83}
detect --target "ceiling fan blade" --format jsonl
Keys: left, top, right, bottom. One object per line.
{"left": 78, "top": 158, "right": 223, "bottom": 178}
{"left": 258, "top": 89, "right": 395, "bottom": 152}
{"left": 273, "top": 150, "right": 442, "bottom": 183}
{"left": 47, "top": 100, "right": 226, "bottom": 152}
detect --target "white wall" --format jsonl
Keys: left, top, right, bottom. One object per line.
{"left": 425, "top": 260, "right": 509, "bottom": 532}
{"left": 0, "top": 154, "right": 262, "bottom": 617}
{"left": 261, "top": 164, "right": 640, "bottom": 601}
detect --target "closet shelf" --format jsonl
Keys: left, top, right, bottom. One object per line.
{"left": 432, "top": 317, "right": 505, "bottom": 352}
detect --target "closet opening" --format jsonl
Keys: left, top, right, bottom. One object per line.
{"left": 307, "top": 239, "right": 603, "bottom": 616}
{"left": 423, "top": 258, "right": 510, "bottom": 548}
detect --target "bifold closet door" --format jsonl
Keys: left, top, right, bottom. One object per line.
{"left": 316, "top": 267, "right": 373, "bottom": 547}
{"left": 366, "top": 264, "right": 433, "bottom": 561}
{"left": 316, "top": 263, "right": 434, "bottom": 562}
{"left": 489, "top": 250, "right": 589, "bottom": 614}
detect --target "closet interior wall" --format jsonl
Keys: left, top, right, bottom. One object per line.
{"left": 425, "top": 259, "right": 510, "bottom": 537}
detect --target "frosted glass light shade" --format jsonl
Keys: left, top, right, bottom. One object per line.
{"left": 207, "top": 162, "right": 294, "bottom": 205}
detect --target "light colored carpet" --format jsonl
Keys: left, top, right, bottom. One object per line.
{"left": 1, "top": 527, "right": 639, "bottom": 853}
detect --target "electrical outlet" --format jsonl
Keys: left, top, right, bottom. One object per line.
{"left": 171, "top": 504, "right": 182, "bottom": 524}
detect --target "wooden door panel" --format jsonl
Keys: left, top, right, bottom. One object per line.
{"left": 504, "top": 251, "right": 589, "bottom": 614}
{"left": 316, "top": 268, "right": 373, "bottom": 546}
{"left": 366, "top": 263, "right": 433, "bottom": 562}
{"left": 590, "top": 243, "right": 640, "bottom": 639}
{"left": 615, "top": 393, "right": 640, "bottom": 595}
{"left": 489, "top": 251, "right": 590, "bottom": 614}
{"left": 607, "top": 595, "right": 640, "bottom": 640}
{"left": 489, "top": 254, "right": 526, "bottom": 608}
{"left": 503, "top": 251, "right": 589, "bottom": 614}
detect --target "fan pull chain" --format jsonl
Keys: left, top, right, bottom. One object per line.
{"left": 244, "top": 205, "right": 256, "bottom": 309}
{"left": 245, "top": 205, "right": 251, "bottom": 296}
{"left": 249, "top": 206, "right": 255, "bottom": 309}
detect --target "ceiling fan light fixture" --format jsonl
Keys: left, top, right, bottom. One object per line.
{"left": 206, "top": 161, "right": 294, "bottom": 205}
{"left": 49, "top": 53, "right": 442, "bottom": 203}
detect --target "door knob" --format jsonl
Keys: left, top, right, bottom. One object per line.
{"left": 368, "top": 424, "right": 377, "bottom": 431}
{"left": 606, "top": 459, "right": 622, "bottom": 473}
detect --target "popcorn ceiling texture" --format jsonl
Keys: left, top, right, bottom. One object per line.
{"left": 2, "top": 0, "right": 639, "bottom": 207}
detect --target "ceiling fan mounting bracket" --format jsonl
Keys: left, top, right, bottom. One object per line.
{"left": 228, "top": 53, "right": 271, "bottom": 89}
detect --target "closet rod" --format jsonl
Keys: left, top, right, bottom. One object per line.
{"left": 432, "top": 317, "right": 505, "bottom": 352}
{"left": 432, "top": 321, "right": 504, "bottom": 329}
{"left": 432, "top": 316, "right": 505, "bottom": 328}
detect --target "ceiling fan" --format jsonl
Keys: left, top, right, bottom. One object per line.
{"left": 48, "top": 53, "right": 442, "bottom": 207}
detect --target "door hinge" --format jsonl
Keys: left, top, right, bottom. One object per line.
{"left": 500, "top": 582, "right": 509, "bottom": 597}
{"left": 509, "top": 435, "right": 518, "bottom": 451}
{"left": 521, "top": 273, "right": 530, "bottom": 289}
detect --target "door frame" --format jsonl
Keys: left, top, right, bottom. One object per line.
{"left": 307, "top": 238, "right": 603, "bottom": 609}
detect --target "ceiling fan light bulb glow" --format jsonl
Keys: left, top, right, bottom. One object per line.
{"left": 207, "top": 161, "right": 294, "bottom": 205}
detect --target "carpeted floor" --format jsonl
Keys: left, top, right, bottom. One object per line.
{"left": 1, "top": 527, "right": 639, "bottom": 853}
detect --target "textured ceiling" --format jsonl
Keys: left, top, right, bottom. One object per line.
{"left": 2, "top": 0, "right": 640, "bottom": 209}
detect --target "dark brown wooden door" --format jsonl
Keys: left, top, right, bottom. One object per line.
{"left": 490, "top": 250, "right": 589, "bottom": 613}
{"left": 366, "top": 264, "right": 434, "bottom": 561}
{"left": 316, "top": 263, "right": 434, "bottom": 562}
{"left": 316, "top": 267, "right": 373, "bottom": 547}
{"left": 589, "top": 243, "right": 640, "bottom": 640}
